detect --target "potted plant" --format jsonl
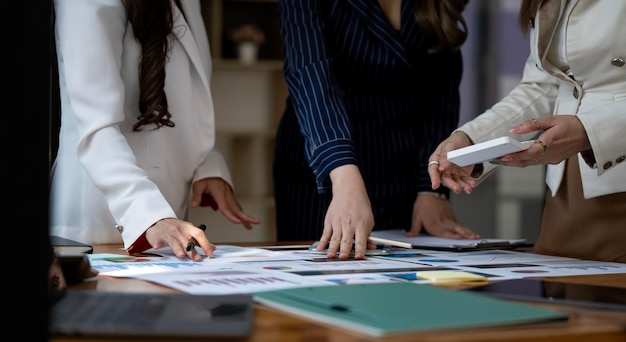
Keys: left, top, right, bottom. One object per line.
{"left": 229, "top": 24, "right": 266, "bottom": 65}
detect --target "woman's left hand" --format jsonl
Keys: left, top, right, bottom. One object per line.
{"left": 406, "top": 194, "right": 481, "bottom": 239}
{"left": 191, "top": 177, "right": 260, "bottom": 229}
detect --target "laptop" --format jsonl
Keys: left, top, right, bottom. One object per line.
{"left": 49, "top": 290, "right": 254, "bottom": 338}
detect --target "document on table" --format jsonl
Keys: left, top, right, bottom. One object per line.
{"left": 369, "top": 229, "right": 532, "bottom": 251}
{"left": 87, "top": 244, "right": 626, "bottom": 295}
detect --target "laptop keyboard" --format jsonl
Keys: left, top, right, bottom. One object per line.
{"left": 53, "top": 291, "right": 168, "bottom": 326}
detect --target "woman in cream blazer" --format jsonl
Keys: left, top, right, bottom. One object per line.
{"left": 49, "top": 0, "right": 258, "bottom": 259}
{"left": 428, "top": 0, "right": 626, "bottom": 262}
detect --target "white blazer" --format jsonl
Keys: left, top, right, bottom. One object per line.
{"left": 457, "top": 0, "right": 626, "bottom": 199}
{"left": 50, "top": 0, "right": 232, "bottom": 247}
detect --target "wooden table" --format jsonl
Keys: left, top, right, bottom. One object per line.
{"left": 52, "top": 244, "right": 626, "bottom": 342}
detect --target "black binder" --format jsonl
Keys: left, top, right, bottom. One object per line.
{"left": 50, "top": 235, "right": 94, "bottom": 254}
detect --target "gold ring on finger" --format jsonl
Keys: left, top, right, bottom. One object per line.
{"left": 535, "top": 140, "right": 547, "bottom": 154}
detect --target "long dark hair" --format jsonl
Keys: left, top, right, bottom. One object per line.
{"left": 519, "top": 0, "right": 546, "bottom": 34}
{"left": 123, "top": 0, "right": 176, "bottom": 131}
{"left": 414, "top": 0, "right": 469, "bottom": 53}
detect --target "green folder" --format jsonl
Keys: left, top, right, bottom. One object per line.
{"left": 253, "top": 282, "right": 568, "bottom": 337}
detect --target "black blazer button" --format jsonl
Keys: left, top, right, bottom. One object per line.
{"left": 616, "top": 155, "right": 625, "bottom": 164}
{"left": 603, "top": 161, "right": 613, "bottom": 170}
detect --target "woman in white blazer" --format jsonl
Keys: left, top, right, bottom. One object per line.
{"left": 49, "top": 0, "right": 259, "bottom": 260}
{"left": 427, "top": 0, "right": 626, "bottom": 262}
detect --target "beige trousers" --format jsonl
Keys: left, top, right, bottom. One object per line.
{"left": 536, "top": 156, "right": 626, "bottom": 263}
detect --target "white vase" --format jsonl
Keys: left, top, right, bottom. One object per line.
{"left": 237, "top": 42, "right": 258, "bottom": 65}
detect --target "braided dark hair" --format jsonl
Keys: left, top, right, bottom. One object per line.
{"left": 123, "top": 0, "right": 176, "bottom": 131}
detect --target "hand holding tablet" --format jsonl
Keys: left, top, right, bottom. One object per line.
{"left": 447, "top": 137, "right": 535, "bottom": 167}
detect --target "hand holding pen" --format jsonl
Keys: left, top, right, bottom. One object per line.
{"left": 186, "top": 224, "right": 207, "bottom": 252}
{"left": 185, "top": 223, "right": 216, "bottom": 261}
{"left": 141, "top": 219, "right": 214, "bottom": 261}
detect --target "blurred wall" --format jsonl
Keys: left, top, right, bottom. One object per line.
{"left": 451, "top": 0, "right": 545, "bottom": 242}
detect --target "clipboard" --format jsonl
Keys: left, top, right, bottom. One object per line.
{"left": 368, "top": 230, "right": 533, "bottom": 252}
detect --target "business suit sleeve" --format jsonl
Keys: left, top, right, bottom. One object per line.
{"left": 456, "top": 49, "right": 559, "bottom": 185}
{"left": 55, "top": 0, "right": 176, "bottom": 246}
{"left": 458, "top": 52, "right": 559, "bottom": 145}
{"left": 577, "top": 98, "right": 626, "bottom": 175}
{"left": 279, "top": 0, "right": 356, "bottom": 190}
{"left": 193, "top": 150, "right": 233, "bottom": 188}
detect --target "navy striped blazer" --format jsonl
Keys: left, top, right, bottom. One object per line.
{"left": 274, "top": 0, "right": 461, "bottom": 234}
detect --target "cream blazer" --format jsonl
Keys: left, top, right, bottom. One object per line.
{"left": 50, "top": 0, "right": 232, "bottom": 247}
{"left": 457, "top": 0, "right": 626, "bottom": 199}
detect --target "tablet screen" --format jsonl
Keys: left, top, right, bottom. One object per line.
{"left": 464, "top": 279, "right": 626, "bottom": 311}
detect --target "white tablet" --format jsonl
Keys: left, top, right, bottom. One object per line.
{"left": 447, "top": 137, "right": 535, "bottom": 167}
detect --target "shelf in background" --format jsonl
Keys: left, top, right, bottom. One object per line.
{"left": 202, "top": 0, "right": 281, "bottom": 61}
{"left": 213, "top": 58, "right": 283, "bottom": 71}
{"left": 198, "top": 0, "right": 284, "bottom": 243}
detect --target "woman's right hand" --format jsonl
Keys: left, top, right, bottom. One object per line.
{"left": 145, "top": 218, "right": 216, "bottom": 261}
{"left": 427, "top": 131, "right": 477, "bottom": 195}
{"left": 317, "top": 165, "right": 376, "bottom": 260}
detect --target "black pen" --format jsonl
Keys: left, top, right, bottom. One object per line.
{"left": 186, "top": 224, "right": 207, "bottom": 252}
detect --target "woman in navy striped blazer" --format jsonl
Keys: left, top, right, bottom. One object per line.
{"left": 273, "top": 0, "right": 480, "bottom": 259}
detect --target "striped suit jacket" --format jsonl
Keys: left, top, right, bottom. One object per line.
{"left": 274, "top": 0, "right": 462, "bottom": 235}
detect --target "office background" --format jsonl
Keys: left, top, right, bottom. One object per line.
{"left": 187, "top": 0, "right": 546, "bottom": 244}
{"left": 49, "top": 0, "right": 546, "bottom": 245}
{"left": 451, "top": 0, "right": 545, "bottom": 244}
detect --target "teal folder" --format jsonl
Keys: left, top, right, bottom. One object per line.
{"left": 254, "top": 282, "right": 568, "bottom": 337}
